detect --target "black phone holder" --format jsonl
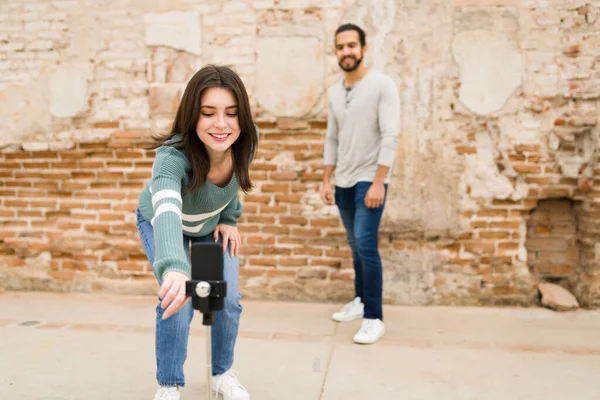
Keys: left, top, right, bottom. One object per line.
{"left": 185, "top": 279, "right": 227, "bottom": 326}
{"left": 185, "top": 242, "right": 227, "bottom": 400}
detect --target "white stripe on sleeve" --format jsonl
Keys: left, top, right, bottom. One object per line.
{"left": 152, "top": 189, "right": 182, "bottom": 208}
{"left": 150, "top": 203, "right": 182, "bottom": 226}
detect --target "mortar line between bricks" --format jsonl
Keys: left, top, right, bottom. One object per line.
{"left": 3, "top": 320, "right": 600, "bottom": 356}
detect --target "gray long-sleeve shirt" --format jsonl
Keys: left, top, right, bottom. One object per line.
{"left": 324, "top": 69, "right": 401, "bottom": 188}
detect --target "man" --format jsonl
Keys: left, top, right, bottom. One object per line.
{"left": 320, "top": 23, "right": 401, "bottom": 345}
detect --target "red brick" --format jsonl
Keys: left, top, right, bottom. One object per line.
{"left": 240, "top": 268, "right": 266, "bottom": 277}
{"left": 492, "top": 199, "right": 520, "bottom": 206}
{"left": 107, "top": 161, "right": 135, "bottom": 169}
{"left": 515, "top": 144, "right": 540, "bottom": 153}
{"left": 512, "top": 163, "right": 542, "bottom": 174}
{"left": 285, "top": 144, "right": 310, "bottom": 152}
{"left": 477, "top": 210, "right": 507, "bottom": 218}
{"left": 29, "top": 200, "right": 57, "bottom": 208}
{"left": 525, "top": 176, "right": 556, "bottom": 185}
{"left": 84, "top": 223, "right": 111, "bottom": 232}
{"left": 280, "top": 216, "right": 308, "bottom": 225}
{"left": 246, "top": 215, "right": 276, "bottom": 224}
{"left": 62, "top": 260, "right": 88, "bottom": 271}
{"left": 261, "top": 184, "right": 289, "bottom": 193}
{"left": 455, "top": 146, "right": 477, "bottom": 154}
{"left": 79, "top": 142, "right": 108, "bottom": 150}
{"left": 79, "top": 161, "right": 105, "bottom": 169}
{"left": 325, "top": 249, "right": 352, "bottom": 258}
{"left": 5, "top": 181, "right": 33, "bottom": 188}
{"left": 310, "top": 258, "right": 342, "bottom": 267}
{"left": 300, "top": 172, "right": 322, "bottom": 182}
{"left": 91, "top": 182, "right": 119, "bottom": 189}
{"left": 250, "top": 171, "right": 267, "bottom": 181}
{"left": 262, "top": 226, "right": 290, "bottom": 234}
{"left": 262, "top": 247, "right": 292, "bottom": 256}
{"left": 41, "top": 172, "right": 71, "bottom": 180}
{"left": 279, "top": 258, "right": 308, "bottom": 267}
{"left": 249, "top": 257, "right": 277, "bottom": 267}
{"left": 479, "top": 231, "right": 510, "bottom": 239}
{"left": 244, "top": 195, "right": 271, "bottom": 204}
{"left": 293, "top": 248, "right": 323, "bottom": 256}
{"left": 247, "top": 236, "right": 275, "bottom": 245}
{"left": 261, "top": 206, "right": 287, "bottom": 214}
{"left": 274, "top": 194, "right": 303, "bottom": 203}
{"left": 291, "top": 184, "right": 308, "bottom": 193}
{"left": 330, "top": 270, "right": 353, "bottom": 280}
{"left": 88, "top": 151, "right": 114, "bottom": 159}
{"left": 508, "top": 154, "right": 526, "bottom": 162}
{"left": 271, "top": 172, "right": 299, "bottom": 180}
{"left": 30, "top": 183, "right": 56, "bottom": 192}
{"left": 99, "top": 213, "right": 125, "bottom": 221}
{"left": 497, "top": 242, "right": 519, "bottom": 251}
{"left": 115, "top": 151, "right": 144, "bottom": 159}
{"left": 51, "top": 162, "right": 78, "bottom": 169}
{"left": 0, "top": 161, "right": 20, "bottom": 169}
{"left": 14, "top": 171, "right": 42, "bottom": 179}
{"left": 489, "top": 221, "right": 520, "bottom": 230}
{"left": 61, "top": 152, "right": 88, "bottom": 160}
{"left": 463, "top": 241, "right": 495, "bottom": 254}
{"left": 4, "top": 199, "right": 28, "bottom": 208}
{"left": 266, "top": 269, "right": 296, "bottom": 277}
{"left": 291, "top": 228, "right": 322, "bottom": 236}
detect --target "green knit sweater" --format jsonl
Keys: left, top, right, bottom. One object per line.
{"left": 138, "top": 136, "right": 244, "bottom": 280}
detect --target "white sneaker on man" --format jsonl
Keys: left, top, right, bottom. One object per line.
{"left": 153, "top": 386, "right": 180, "bottom": 400}
{"left": 211, "top": 369, "right": 250, "bottom": 400}
{"left": 331, "top": 297, "right": 364, "bottom": 322}
{"left": 353, "top": 318, "right": 385, "bottom": 344}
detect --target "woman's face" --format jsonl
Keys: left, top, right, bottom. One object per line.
{"left": 196, "top": 87, "right": 241, "bottom": 159}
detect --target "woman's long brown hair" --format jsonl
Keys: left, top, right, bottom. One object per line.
{"left": 151, "top": 65, "right": 257, "bottom": 193}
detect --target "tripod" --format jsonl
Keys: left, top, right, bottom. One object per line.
{"left": 186, "top": 243, "right": 227, "bottom": 400}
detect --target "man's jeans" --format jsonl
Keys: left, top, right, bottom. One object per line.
{"left": 335, "top": 182, "right": 387, "bottom": 321}
{"left": 136, "top": 208, "right": 242, "bottom": 387}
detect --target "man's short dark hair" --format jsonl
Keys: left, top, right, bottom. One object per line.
{"left": 335, "top": 23, "right": 366, "bottom": 47}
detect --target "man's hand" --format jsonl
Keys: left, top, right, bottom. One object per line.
{"left": 214, "top": 224, "right": 241, "bottom": 258}
{"left": 364, "top": 182, "right": 385, "bottom": 208}
{"left": 159, "top": 271, "right": 190, "bottom": 320}
{"left": 320, "top": 182, "right": 334, "bottom": 205}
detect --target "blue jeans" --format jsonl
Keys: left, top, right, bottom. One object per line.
{"left": 335, "top": 182, "right": 387, "bottom": 321}
{"left": 136, "top": 208, "right": 242, "bottom": 387}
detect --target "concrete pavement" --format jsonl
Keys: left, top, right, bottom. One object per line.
{"left": 1, "top": 291, "right": 599, "bottom": 400}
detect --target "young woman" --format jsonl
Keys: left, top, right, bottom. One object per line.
{"left": 136, "top": 65, "right": 258, "bottom": 400}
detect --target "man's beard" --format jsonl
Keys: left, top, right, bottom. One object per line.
{"left": 338, "top": 55, "right": 363, "bottom": 72}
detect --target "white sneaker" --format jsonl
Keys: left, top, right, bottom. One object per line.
{"left": 211, "top": 369, "right": 250, "bottom": 400}
{"left": 153, "top": 386, "right": 180, "bottom": 400}
{"left": 353, "top": 318, "right": 385, "bottom": 344}
{"left": 332, "top": 297, "right": 364, "bottom": 322}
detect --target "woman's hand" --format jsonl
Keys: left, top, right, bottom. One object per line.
{"left": 214, "top": 224, "right": 241, "bottom": 258}
{"left": 159, "top": 271, "right": 190, "bottom": 320}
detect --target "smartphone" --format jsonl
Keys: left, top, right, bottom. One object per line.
{"left": 191, "top": 242, "right": 226, "bottom": 312}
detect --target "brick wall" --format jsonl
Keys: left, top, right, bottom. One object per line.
{"left": 1, "top": 122, "right": 599, "bottom": 306}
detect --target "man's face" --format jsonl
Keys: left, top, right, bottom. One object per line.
{"left": 335, "top": 30, "right": 365, "bottom": 72}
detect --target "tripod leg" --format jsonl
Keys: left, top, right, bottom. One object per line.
{"left": 207, "top": 324, "right": 212, "bottom": 400}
